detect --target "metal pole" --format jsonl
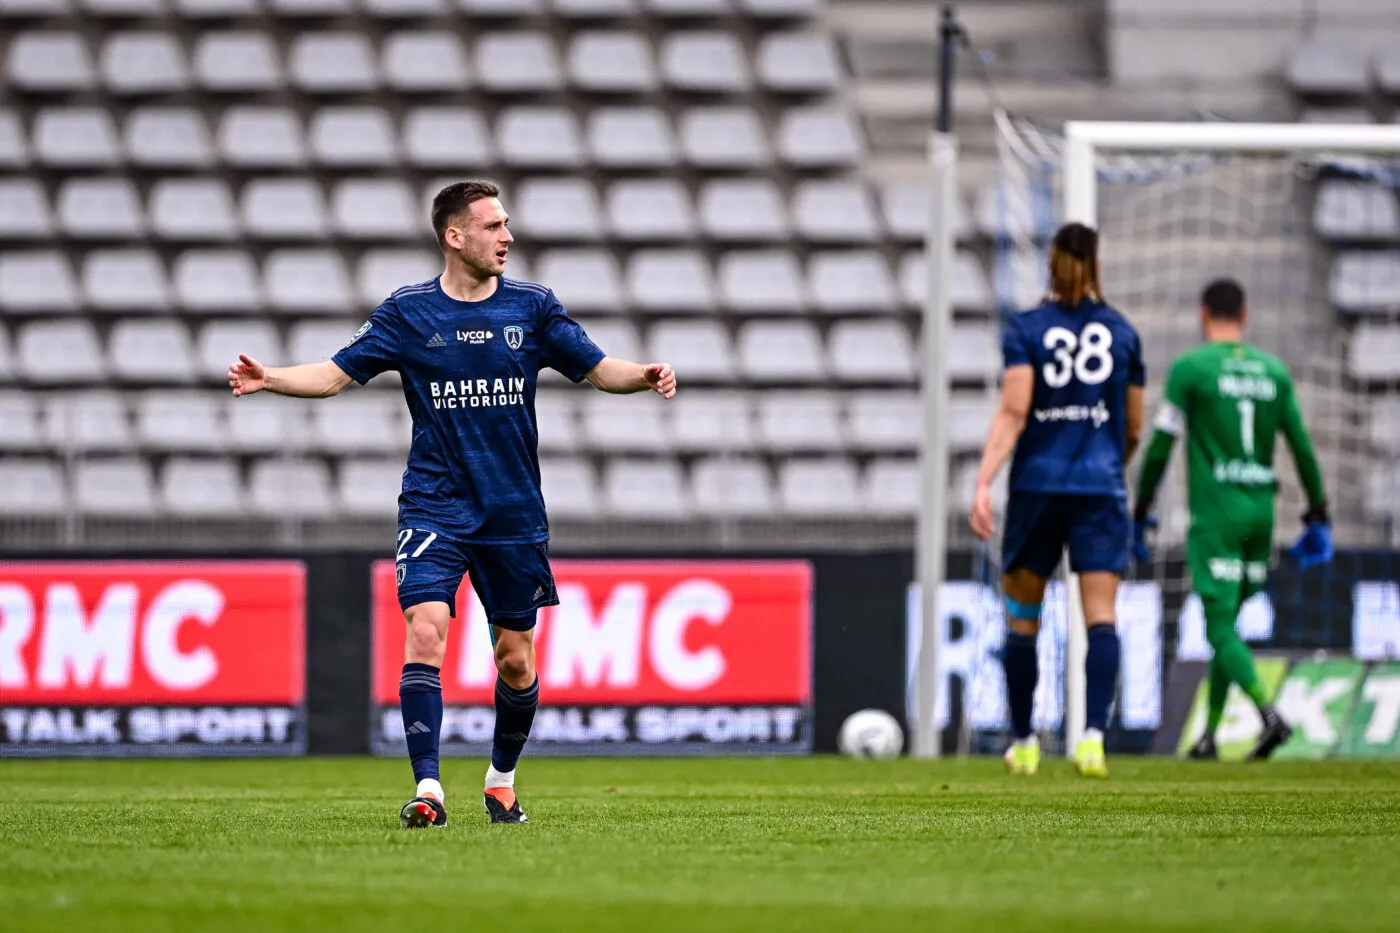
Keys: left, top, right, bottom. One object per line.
{"left": 936, "top": 4, "right": 958, "bottom": 134}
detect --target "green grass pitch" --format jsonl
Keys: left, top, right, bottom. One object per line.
{"left": 2, "top": 757, "right": 1397, "bottom": 933}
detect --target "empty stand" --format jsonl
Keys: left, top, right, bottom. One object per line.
{"left": 589, "top": 108, "right": 678, "bottom": 168}
{"left": 719, "top": 251, "right": 806, "bottom": 313}
{"left": 74, "top": 458, "right": 157, "bottom": 516}
{"left": 540, "top": 249, "right": 623, "bottom": 313}
{"left": 475, "top": 32, "right": 563, "bottom": 92}
{"left": 737, "top": 320, "right": 824, "bottom": 382}
{"left": 603, "top": 457, "right": 689, "bottom": 517}
{"left": 627, "top": 249, "right": 715, "bottom": 312}
{"left": 248, "top": 458, "right": 334, "bottom": 517}
{"left": 777, "top": 458, "right": 862, "bottom": 516}
{"left": 758, "top": 391, "right": 844, "bottom": 451}
{"left": 691, "top": 457, "right": 775, "bottom": 516}
{"left": 109, "top": 319, "right": 198, "bottom": 384}
{"left": 136, "top": 392, "right": 226, "bottom": 452}
{"left": 127, "top": 108, "right": 215, "bottom": 169}
{"left": 34, "top": 108, "right": 119, "bottom": 168}
{"left": 647, "top": 319, "right": 736, "bottom": 381}
{"left": 219, "top": 107, "right": 308, "bottom": 168}
{"left": 174, "top": 250, "right": 262, "bottom": 315}
{"left": 827, "top": 319, "right": 915, "bottom": 383}
{"left": 83, "top": 250, "right": 170, "bottom": 312}
{"left": 497, "top": 107, "right": 585, "bottom": 168}
{"left": 102, "top": 31, "right": 189, "bottom": 95}
{"left": 808, "top": 250, "right": 897, "bottom": 314}
{"left": 161, "top": 457, "right": 245, "bottom": 517}
{"left": 1, "top": 252, "right": 79, "bottom": 314}
{"left": 18, "top": 321, "right": 106, "bottom": 384}
{"left": 569, "top": 31, "right": 658, "bottom": 93}
{"left": 383, "top": 32, "right": 471, "bottom": 92}
{"left": 667, "top": 391, "right": 754, "bottom": 451}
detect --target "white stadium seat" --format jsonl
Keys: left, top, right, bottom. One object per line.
{"left": 949, "top": 324, "right": 1001, "bottom": 381}
{"left": 691, "top": 458, "right": 776, "bottom": 517}
{"left": 740, "top": 0, "right": 822, "bottom": 16}
{"left": 309, "top": 394, "right": 408, "bottom": 454}
{"left": 150, "top": 179, "right": 239, "bottom": 242}
{"left": 626, "top": 249, "right": 715, "bottom": 312}
{"left": 589, "top": 108, "right": 677, "bottom": 168}
{"left": 0, "top": 110, "right": 28, "bottom": 168}
{"left": 574, "top": 318, "right": 641, "bottom": 363}
{"left": 218, "top": 107, "right": 308, "bottom": 168}
{"left": 828, "top": 319, "right": 915, "bottom": 383}
{"left": 101, "top": 31, "right": 190, "bottom": 94}
{"left": 174, "top": 0, "right": 261, "bottom": 15}
{"left": 540, "top": 456, "right": 599, "bottom": 518}
{"left": 496, "top": 106, "right": 585, "bottom": 169}
{"left": 862, "top": 458, "right": 919, "bottom": 517}
{"left": 337, "top": 459, "right": 403, "bottom": 517}
{"left": 74, "top": 458, "right": 157, "bottom": 516}
{"left": 161, "top": 458, "right": 245, "bottom": 517}
{"left": 136, "top": 392, "right": 226, "bottom": 452}
{"left": 538, "top": 249, "right": 623, "bottom": 314}
{"left": 19, "top": 321, "right": 107, "bottom": 384}
{"left": 309, "top": 107, "right": 400, "bottom": 168}
{"left": 1331, "top": 251, "right": 1400, "bottom": 315}
{"left": 331, "top": 180, "right": 418, "bottom": 240}
{"left": 288, "top": 320, "right": 358, "bottom": 364}
{"left": 33, "top": 107, "right": 120, "bottom": 168}
{"left": 792, "top": 179, "right": 880, "bottom": 243}
{"left": 359, "top": 250, "right": 438, "bottom": 306}
{"left": 603, "top": 458, "right": 689, "bottom": 517}
{"left": 289, "top": 32, "right": 379, "bottom": 93}
{"left": 475, "top": 32, "right": 563, "bottom": 92}
{"left": 847, "top": 391, "right": 919, "bottom": 452}
{"left": 0, "top": 460, "right": 67, "bottom": 516}
{"left": 737, "top": 320, "right": 825, "bottom": 383}
{"left": 667, "top": 391, "right": 755, "bottom": 452}
{"left": 607, "top": 179, "right": 696, "bottom": 241}
{"left": 661, "top": 32, "right": 750, "bottom": 92}
{"left": 1314, "top": 182, "right": 1400, "bottom": 242}
{"left": 582, "top": 392, "right": 668, "bottom": 452}
{"left": 647, "top": 319, "right": 736, "bottom": 381}
{"left": 1348, "top": 323, "right": 1400, "bottom": 382}
{"left": 364, "top": 0, "right": 447, "bottom": 13}
{"left": 404, "top": 107, "right": 493, "bottom": 168}
{"left": 699, "top": 179, "right": 789, "bottom": 242}
{"left": 108, "top": 319, "right": 197, "bottom": 384}
{"left": 777, "top": 107, "right": 864, "bottom": 167}
{"left": 0, "top": 326, "right": 12, "bottom": 384}
{"left": 949, "top": 393, "right": 997, "bottom": 451}
{"left": 242, "top": 179, "right": 329, "bottom": 239}
{"left": 173, "top": 250, "right": 262, "bottom": 315}
{"left": 43, "top": 391, "right": 130, "bottom": 450}
{"left": 8, "top": 31, "right": 95, "bottom": 92}
{"left": 680, "top": 107, "right": 771, "bottom": 168}
{"left": 248, "top": 458, "right": 334, "bottom": 517}
{"left": 126, "top": 108, "right": 214, "bottom": 168}
{"left": 1287, "top": 40, "right": 1368, "bottom": 97}
{"left": 757, "top": 31, "right": 841, "bottom": 92}
{"left": 534, "top": 391, "right": 579, "bottom": 453}
{"left": 82, "top": 249, "right": 170, "bottom": 312}
{"left": 0, "top": 180, "right": 54, "bottom": 238}
{"left": 718, "top": 251, "right": 806, "bottom": 313}
{"left": 568, "top": 31, "right": 658, "bottom": 93}
{"left": 554, "top": 0, "right": 638, "bottom": 15}
{"left": 383, "top": 32, "right": 471, "bottom": 91}
{"left": 198, "top": 320, "right": 284, "bottom": 379}
{"left": 0, "top": 252, "right": 79, "bottom": 314}
{"left": 758, "top": 391, "right": 844, "bottom": 452}
{"left": 58, "top": 178, "right": 145, "bottom": 239}
{"left": 807, "top": 250, "right": 896, "bottom": 314}
{"left": 515, "top": 179, "right": 603, "bottom": 241}
{"left": 194, "top": 32, "right": 283, "bottom": 92}
{"left": 227, "top": 396, "right": 306, "bottom": 448}
{"left": 778, "top": 458, "right": 862, "bottom": 516}
{"left": 0, "top": 392, "right": 44, "bottom": 450}
{"left": 266, "top": 249, "right": 354, "bottom": 313}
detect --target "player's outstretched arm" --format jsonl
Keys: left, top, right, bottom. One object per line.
{"left": 585, "top": 358, "right": 677, "bottom": 398}
{"left": 969, "top": 365, "right": 1032, "bottom": 540}
{"left": 227, "top": 354, "right": 353, "bottom": 399}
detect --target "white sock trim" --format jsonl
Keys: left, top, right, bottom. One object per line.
{"left": 1083, "top": 728, "right": 1104, "bottom": 742}
{"left": 416, "top": 778, "right": 444, "bottom": 802}
{"left": 485, "top": 765, "right": 515, "bottom": 789}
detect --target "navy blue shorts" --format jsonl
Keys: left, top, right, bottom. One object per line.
{"left": 394, "top": 528, "right": 558, "bottom": 631}
{"left": 1001, "top": 493, "right": 1130, "bottom": 578}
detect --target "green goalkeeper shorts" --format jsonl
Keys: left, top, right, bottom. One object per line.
{"left": 1186, "top": 502, "right": 1274, "bottom": 609}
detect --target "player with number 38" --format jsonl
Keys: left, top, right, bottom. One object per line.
{"left": 970, "top": 222, "right": 1146, "bottom": 780}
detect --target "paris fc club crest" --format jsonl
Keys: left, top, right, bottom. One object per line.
{"left": 504, "top": 325, "right": 524, "bottom": 350}
{"left": 396, "top": 562, "right": 406, "bottom": 586}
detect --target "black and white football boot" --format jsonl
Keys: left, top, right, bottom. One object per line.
{"left": 483, "top": 789, "right": 529, "bottom": 824}
{"left": 1246, "top": 707, "right": 1295, "bottom": 761}
{"left": 1186, "top": 732, "right": 1218, "bottom": 760}
{"left": 400, "top": 795, "right": 448, "bottom": 829}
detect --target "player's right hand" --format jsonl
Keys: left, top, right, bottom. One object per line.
{"left": 969, "top": 484, "right": 995, "bottom": 540}
{"left": 1131, "top": 515, "right": 1157, "bottom": 565}
{"left": 228, "top": 353, "right": 266, "bottom": 397}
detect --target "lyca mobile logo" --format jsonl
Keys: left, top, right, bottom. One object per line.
{"left": 458, "top": 329, "right": 493, "bottom": 345}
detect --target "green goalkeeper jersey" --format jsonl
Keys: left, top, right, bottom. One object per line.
{"left": 1136, "top": 341, "right": 1326, "bottom": 521}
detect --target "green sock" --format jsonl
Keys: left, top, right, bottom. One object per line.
{"left": 1205, "top": 656, "right": 1230, "bottom": 735}
{"left": 1204, "top": 600, "right": 1270, "bottom": 710}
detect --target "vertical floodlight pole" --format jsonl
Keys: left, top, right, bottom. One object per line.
{"left": 914, "top": 4, "right": 960, "bottom": 759}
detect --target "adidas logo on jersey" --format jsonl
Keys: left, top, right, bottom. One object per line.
{"left": 426, "top": 333, "right": 447, "bottom": 348}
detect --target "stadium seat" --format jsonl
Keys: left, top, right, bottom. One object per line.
{"left": 18, "top": 320, "right": 106, "bottom": 383}
{"left": 496, "top": 107, "right": 585, "bottom": 168}
{"left": 950, "top": 323, "right": 1001, "bottom": 381}
{"left": 606, "top": 179, "right": 695, "bottom": 241}
{"left": 699, "top": 179, "right": 789, "bottom": 241}
{"left": 1330, "top": 251, "right": 1400, "bottom": 314}
{"left": 881, "top": 181, "right": 971, "bottom": 242}
{"left": 404, "top": 107, "right": 493, "bottom": 168}
{"left": 266, "top": 249, "right": 354, "bottom": 313}
{"left": 82, "top": 249, "right": 170, "bottom": 312}
{"left": 0, "top": 180, "right": 54, "bottom": 239}
{"left": 109, "top": 319, "right": 197, "bottom": 384}
{"left": 173, "top": 250, "right": 262, "bottom": 315}
{"left": 0, "top": 459, "right": 66, "bottom": 516}
{"left": 0, "top": 111, "right": 27, "bottom": 168}
{"left": 737, "top": 320, "right": 825, "bottom": 382}
{"left": 582, "top": 392, "right": 669, "bottom": 452}
{"left": 758, "top": 391, "right": 844, "bottom": 451}
{"left": 807, "top": 250, "right": 897, "bottom": 314}
{"left": 0, "top": 252, "right": 78, "bottom": 314}
{"left": 0, "top": 392, "right": 43, "bottom": 450}
{"left": 648, "top": 0, "right": 731, "bottom": 14}
{"left": 828, "top": 319, "right": 915, "bottom": 383}
{"left": 777, "top": 107, "right": 863, "bottom": 167}
{"left": 588, "top": 108, "right": 678, "bottom": 168}
{"left": 359, "top": 249, "right": 437, "bottom": 306}
{"left": 126, "top": 108, "right": 214, "bottom": 168}
{"left": 43, "top": 391, "right": 130, "bottom": 449}
{"left": 691, "top": 457, "right": 776, "bottom": 516}
{"left": 777, "top": 458, "right": 862, "bottom": 516}
{"left": 554, "top": 0, "right": 637, "bottom": 14}
{"left": 150, "top": 179, "right": 239, "bottom": 242}
{"left": 569, "top": 31, "right": 658, "bottom": 92}
{"left": 193, "top": 32, "right": 283, "bottom": 92}
{"left": 667, "top": 391, "right": 755, "bottom": 451}
{"left": 626, "top": 249, "right": 715, "bottom": 312}
{"left": 74, "top": 458, "right": 157, "bottom": 516}
{"left": 757, "top": 31, "right": 841, "bottom": 92}
{"left": 899, "top": 251, "right": 994, "bottom": 311}
{"left": 949, "top": 393, "right": 997, "bottom": 451}
{"left": 310, "top": 108, "right": 399, "bottom": 168}
{"left": 310, "top": 394, "right": 408, "bottom": 454}
{"left": 603, "top": 458, "right": 689, "bottom": 517}
{"left": 792, "top": 179, "right": 880, "bottom": 243}
{"left": 539, "top": 456, "right": 599, "bottom": 518}
{"left": 679, "top": 107, "right": 772, "bottom": 168}
{"left": 197, "top": 320, "right": 284, "bottom": 379}
{"left": 176, "top": 0, "right": 260, "bottom": 17}
{"left": 289, "top": 33, "right": 379, "bottom": 93}
{"left": 248, "top": 458, "right": 335, "bottom": 517}
{"left": 1299, "top": 107, "right": 1374, "bottom": 124}
{"left": 538, "top": 249, "right": 623, "bottom": 314}
{"left": 862, "top": 458, "right": 918, "bottom": 517}
{"left": 2, "top": 0, "right": 71, "bottom": 13}
{"left": 227, "top": 396, "right": 305, "bottom": 448}
{"left": 535, "top": 391, "right": 579, "bottom": 453}
{"left": 741, "top": 0, "right": 822, "bottom": 16}
{"left": 661, "top": 32, "right": 751, "bottom": 92}
{"left": 1367, "top": 397, "right": 1400, "bottom": 454}
{"left": 718, "top": 251, "right": 806, "bottom": 313}
{"left": 475, "top": 32, "right": 563, "bottom": 92}
{"left": 383, "top": 32, "right": 471, "bottom": 92}
{"left": 514, "top": 178, "right": 603, "bottom": 241}
{"left": 84, "top": 0, "right": 175, "bottom": 11}
{"left": 331, "top": 180, "right": 418, "bottom": 240}
{"left": 218, "top": 107, "right": 308, "bottom": 168}
{"left": 364, "top": 0, "right": 447, "bottom": 13}
{"left": 101, "top": 31, "right": 189, "bottom": 94}
{"left": 1287, "top": 40, "right": 1368, "bottom": 97}
{"left": 1378, "top": 44, "right": 1400, "bottom": 97}
{"left": 0, "top": 326, "right": 11, "bottom": 384}
{"left": 33, "top": 108, "right": 120, "bottom": 168}
{"left": 57, "top": 178, "right": 145, "bottom": 239}
{"left": 575, "top": 318, "right": 641, "bottom": 362}
{"left": 336, "top": 458, "right": 402, "bottom": 517}
{"left": 847, "top": 390, "right": 919, "bottom": 452}
{"left": 288, "top": 320, "right": 357, "bottom": 364}
{"left": 463, "top": 0, "right": 543, "bottom": 13}
{"left": 8, "top": 31, "right": 95, "bottom": 92}
{"left": 136, "top": 392, "right": 226, "bottom": 452}
{"left": 268, "top": 0, "right": 355, "bottom": 14}
{"left": 976, "top": 181, "right": 1057, "bottom": 241}
{"left": 1347, "top": 323, "right": 1400, "bottom": 381}
{"left": 647, "top": 319, "right": 736, "bottom": 381}
{"left": 161, "top": 458, "right": 245, "bottom": 517}
{"left": 1314, "top": 182, "right": 1400, "bottom": 242}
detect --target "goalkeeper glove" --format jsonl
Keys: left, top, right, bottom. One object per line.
{"left": 1131, "top": 512, "right": 1157, "bottom": 566}
{"left": 1288, "top": 505, "right": 1334, "bottom": 569}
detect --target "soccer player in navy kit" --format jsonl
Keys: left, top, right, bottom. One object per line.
{"left": 969, "top": 223, "right": 1144, "bottom": 778}
{"left": 227, "top": 181, "right": 677, "bottom": 826}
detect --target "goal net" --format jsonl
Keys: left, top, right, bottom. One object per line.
{"left": 933, "top": 118, "right": 1400, "bottom": 757}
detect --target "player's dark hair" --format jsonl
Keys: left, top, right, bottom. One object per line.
{"left": 1048, "top": 222, "right": 1103, "bottom": 308}
{"left": 1201, "top": 278, "right": 1246, "bottom": 321}
{"left": 431, "top": 180, "right": 501, "bottom": 247}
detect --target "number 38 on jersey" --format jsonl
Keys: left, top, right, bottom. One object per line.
{"left": 1041, "top": 322, "right": 1115, "bottom": 388}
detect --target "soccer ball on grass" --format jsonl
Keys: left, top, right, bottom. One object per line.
{"left": 837, "top": 709, "right": 904, "bottom": 759}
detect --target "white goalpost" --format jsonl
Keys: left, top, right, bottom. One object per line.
{"left": 915, "top": 119, "right": 1400, "bottom": 759}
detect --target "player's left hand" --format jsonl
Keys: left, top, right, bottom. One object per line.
{"left": 1289, "top": 520, "right": 1334, "bottom": 569}
{"left": 969, "top": 484, "right": 994, "bottom": 540}
{"left": 644, "top": 362, "right": 677, "bottom": 399}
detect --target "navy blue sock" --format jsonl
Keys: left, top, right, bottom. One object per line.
{"left": 1084, "top": 623, "right": 1121, "bottom": 733}
{"left": 399, "top": 662, "right": 442, "bottom": 784}
{"left": 1002, "top": 631, "right": 1038, "bottom": 740}
{"left": 492, "top": 676, "right": 539, "bottom": 773}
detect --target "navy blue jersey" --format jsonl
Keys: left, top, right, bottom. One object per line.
{"left": 1002, "top": 299, "right": 1145, "bottom": 497}
{"left": 332, "top": 276, "right": 605, "bottom": 543}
